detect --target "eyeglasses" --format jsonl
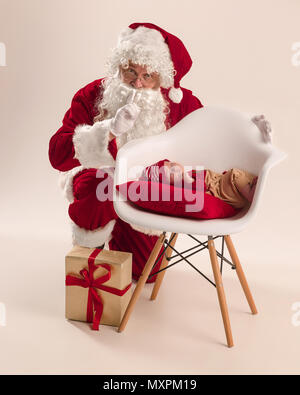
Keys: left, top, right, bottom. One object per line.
{"left": 121, "top": 66, "right": 157, "bottom": 83}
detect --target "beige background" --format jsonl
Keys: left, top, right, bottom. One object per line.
{"left": 0, "top": 0, "right": 299, "bottom": 374}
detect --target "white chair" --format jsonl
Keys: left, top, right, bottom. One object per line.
{"left": 113, "top": 105, "right": 286, "bottom": 347}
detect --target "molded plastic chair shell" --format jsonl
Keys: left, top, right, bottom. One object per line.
{"left": 113, "top": 105, "right": 286, "bottom": 236}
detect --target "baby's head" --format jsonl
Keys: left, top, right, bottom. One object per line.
{"left": 163, "top": 161, "right": 194, "bottom": 184}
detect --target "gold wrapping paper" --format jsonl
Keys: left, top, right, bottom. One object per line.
{"left": 65, "top": 246, "right": 132, "bottom": 327}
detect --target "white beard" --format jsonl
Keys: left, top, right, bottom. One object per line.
{"left": 97, "top": 77, "right": 168, "bottom": 149}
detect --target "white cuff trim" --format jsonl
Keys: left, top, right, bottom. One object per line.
{"left": 71, "top": 219, "right": 116, "bottom": 248}
{"left": 59, "top": 164, "right": 115, "bottom": 203}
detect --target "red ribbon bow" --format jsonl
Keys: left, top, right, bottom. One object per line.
{"left": 66, "top": 248, "right": 131, "bottom": 330}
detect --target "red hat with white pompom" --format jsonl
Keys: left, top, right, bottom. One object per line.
{"left": 107, "top": 22, "right": 193, "bottom": 103}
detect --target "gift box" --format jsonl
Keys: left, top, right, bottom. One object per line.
{"left": 65, "top": 245, "right": 132, "bottom": 330}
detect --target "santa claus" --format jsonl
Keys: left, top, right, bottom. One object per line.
{"left": 48, "top": 23, "right": 204, "bottom": 282}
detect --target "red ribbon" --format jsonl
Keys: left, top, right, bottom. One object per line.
{"left": 66, "top": 248, "right": 131, "bottom": 330}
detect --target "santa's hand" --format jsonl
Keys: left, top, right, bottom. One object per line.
{"left": 110, "top": 103, "right": 140, "bottom": 137}
{"left": 251, "top": 114, "right": 272, "bottom": 143}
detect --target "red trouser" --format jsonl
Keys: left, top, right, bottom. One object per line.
{"left": 68, "top": 167, "right": 165, "bottom": 283}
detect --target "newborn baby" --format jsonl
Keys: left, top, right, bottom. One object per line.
{"left": 140, "top": 159, "right": 258, "bottom": 209}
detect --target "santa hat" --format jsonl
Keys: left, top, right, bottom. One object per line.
{"left": 107, "top": 22, "right": 193, "bottom": 103}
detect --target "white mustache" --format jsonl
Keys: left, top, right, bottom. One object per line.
{"left": 117, "top": 82, "right": 160, "bottom": 107}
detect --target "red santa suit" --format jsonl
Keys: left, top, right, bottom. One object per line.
{"left": 48, "top": 23, "right": 203, "bottom": 282}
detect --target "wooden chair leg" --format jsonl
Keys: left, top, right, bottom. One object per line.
{"left": 150, "top": 233, "right": 178, "bottom": 301}
{"left": 118, "top": 232, "right": 166, "bottom": 332}
{"left": 224, "top": 235, "right": 258, "bottom": 315}
{"left": 208, "top": 237, "right": 234, "bottom": 348}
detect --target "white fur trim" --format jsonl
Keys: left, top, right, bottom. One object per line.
{"left": 58, "top": 163, "right": 115, "bottom": 203}
{"left": 107, "top": 26, "right": 174, "bottom": 89}
{"left": 58, "top": 165, "right": 115, "bottom": 203}
{"left": 168, "top": 87, "right": 183, "bottom": 103}
{"left": 129, "top": 222, "right": 163, "bottom": 236}
{"left": 73, "top": 120, "right": 115, "bottom": 168}
{"left": 71, "top": 219, "right": 116, "bottom": 248}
